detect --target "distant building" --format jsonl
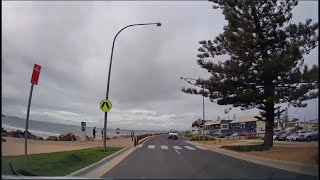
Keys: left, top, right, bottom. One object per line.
{"left": 203, "top": 118, "right": 234, "bottom": 133}
{"left": 229, "top": 115, "right": 265, "bottom": 133}
{"left": 201, "top": 115, "right": 266, "bottom": 134}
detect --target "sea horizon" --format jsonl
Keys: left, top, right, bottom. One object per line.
{"left": 1, "top": 115, "right": 168, "bottom": 139}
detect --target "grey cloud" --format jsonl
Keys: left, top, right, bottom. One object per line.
{"left": 2, "top": 1, "right": 318, "bottom": 131}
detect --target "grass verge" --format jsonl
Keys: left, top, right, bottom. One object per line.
{"left": 221, "top": 144, "right": 270, "bottom": 152}
{"left": 2, "top": 147, "right": 122, "bottom": 176}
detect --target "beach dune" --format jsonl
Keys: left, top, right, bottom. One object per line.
{"left": 2, "top": 137, "right": 134, "bottom": 156}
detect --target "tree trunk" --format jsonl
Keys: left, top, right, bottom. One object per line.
{"left": 263, "top": 118, "right": 274, "bottom": 147}
{"left": 263, "top": 84, "right": 275, "bottom": 147}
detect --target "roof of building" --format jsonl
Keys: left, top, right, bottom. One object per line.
{"left": 230, "top": 115, "right": 260, "bottom": 123}
{"left": 204, "top": 120, "right": 221, "bottom": 126}
{"left": 221, "top": 120, "right": 232, "bottom": 124}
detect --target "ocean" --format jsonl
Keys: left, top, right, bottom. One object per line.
{"left": 1, "top": 116, "right": 166, "bottom": 139}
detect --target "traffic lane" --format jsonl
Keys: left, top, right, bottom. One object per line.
{"left": 103, "top": 135, "right": 317, "bottom": 179}
{"left": 170, "top": 136, "right": 316, "bottom": 179}
{"left": 156, "top": 137, "right": 317, "bottom": 179}
{"left": 176, "top": 147, "right": 316, "bottom": 179}
{"left": 168, "top": 135, "right": 316, "bottom": 179}
{"left": 102, "top": 135, "right": 197, "bottom": 179}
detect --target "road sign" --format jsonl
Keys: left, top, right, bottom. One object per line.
{"left": 100, "top": 99, "right": 112, "bottom": 112}
{"left": 31, "top": 64, "right": 41, "bottom": 85}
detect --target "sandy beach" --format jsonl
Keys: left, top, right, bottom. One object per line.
{"left": 2, "top": 137, "right": 134, "bottom": 156}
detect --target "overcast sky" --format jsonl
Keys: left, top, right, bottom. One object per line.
{"left": 2, "top": 1, "right": 319, "bottom": 131}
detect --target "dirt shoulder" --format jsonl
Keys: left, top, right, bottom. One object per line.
{"left": 189, "top": 139, "right": 319, "bottom": 166}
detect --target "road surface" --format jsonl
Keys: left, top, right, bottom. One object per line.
{"left": 102, "top": 135, "right": 317, "bottom": 179}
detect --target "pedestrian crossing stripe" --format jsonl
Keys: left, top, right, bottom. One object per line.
{"left": 160, "top": 145, "right": 168, "bottom": 149}
{"left": 145, "top": 145, "right": 196, "bottom": 150}
{"left": 184, "top": 146, "right": 196, "bottom": 150}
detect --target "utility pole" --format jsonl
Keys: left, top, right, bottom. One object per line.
{"left": 202, "top": 86, "right": 205, "bottom": 142}
{"left": 180, "top": 77, "right": 206, "bottom": 142}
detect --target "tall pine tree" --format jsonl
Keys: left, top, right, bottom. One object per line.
{"left": 182, "top": 0, "right": 318, "bottom": 147}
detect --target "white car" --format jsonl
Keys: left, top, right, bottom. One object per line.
{"left": 298, "top": 128, "right": 319, "bottom": 142}
{"left": 168, "top": 130, "right": 178, "bottom": 140}
{"left": 286, "top": 131, "right": 303, "bottom": 141}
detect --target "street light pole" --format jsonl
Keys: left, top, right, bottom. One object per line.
{"left": 202, "top": 86, "right": 205, "bottom": 142}
{"left": 180, "top": 77, "right": 206, "bottom": 142}
{"left": 103, "top": 23, "right": 161, "bottom": 151}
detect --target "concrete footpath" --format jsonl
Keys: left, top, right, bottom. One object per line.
{"left": 69, "top": 136, "right": 152, "bottom": 178}
{"left": 189, "top": 142, "right": 319, "bottom": 177}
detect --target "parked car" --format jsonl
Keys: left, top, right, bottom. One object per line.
{"left": 274, "top": 131, "right": 285, "bottom": 140}
{"left": 278, "top": 131, "right": 295, "bottom": 141}
{"left": 231, "top": 132, "right": 239, "bottom": 136}
{"left": 225, "top": 131, "right": 233, "bottom": 136}
{"left": 298, "top": 128, "right": 319, "bottom": 142}
{"left": 206, "top": 131, "right": 225, "bottom": 138}
{"left": 286, "top": 131, "right": 304, "bottom": 141}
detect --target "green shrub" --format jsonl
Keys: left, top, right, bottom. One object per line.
{"left": 247, "top": 135, "right": 258, "bottom": 139}
{"left": 221, "top": 144, "right": 270, "bottom": 152}
{"left": 189, "top": 134, "right": 215, "bottom": 141}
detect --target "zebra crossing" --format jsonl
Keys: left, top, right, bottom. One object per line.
{"left": 143, "top": 145, "right": 196, "bottom": 150}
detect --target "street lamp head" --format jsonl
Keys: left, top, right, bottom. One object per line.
{"left": 156, "top": 23, "right": 161, "bottom": 27}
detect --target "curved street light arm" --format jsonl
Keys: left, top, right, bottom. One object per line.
{"left": 106, "top": 23, "right": 161, "bottom": 99}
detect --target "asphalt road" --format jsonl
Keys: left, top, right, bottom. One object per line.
{"left": 102, "top": 135, "right": 317, "bottom": 179}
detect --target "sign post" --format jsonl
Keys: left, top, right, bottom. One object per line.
{"left": 99, "top": 99, "right": 112, "bottom": 151}
{"left": 81, "top": 122, "right": 86, "bottom": 142}
{"left": 24, "top": 64, "right": 41, "bottom": 169}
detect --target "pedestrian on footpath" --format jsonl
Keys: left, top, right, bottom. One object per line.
{"left": 131, "top": 130, "right": 134, "bottom": 141}
{"left": 93, "top": 127, "right": 96, "bottom": 139}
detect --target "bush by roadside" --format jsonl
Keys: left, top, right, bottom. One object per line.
{"left": 221, "top": 144, "right": 270, "bottom": 152}
{"left": 189, "top": 134, "right": 216, "bottom": 141}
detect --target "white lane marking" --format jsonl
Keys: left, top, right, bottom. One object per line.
{"left": 184, "top": 146, "right": 196, "bottom": 150}
{"left": 173, "top": 146, "right": 182, "bottom": 150}
{"left": 175, "top": 149, "right": 181, "bottom": 154}
{"left": 160, "top": 145, "right": 169, "bottom": 149}
{"left": 148, "top": 145, "right": 155, "bottom": 149}
{"left": 196, "top": 145, "right": 208, "bottom": 150}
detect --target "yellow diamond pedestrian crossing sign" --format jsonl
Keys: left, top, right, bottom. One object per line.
{"left": 100, "top": 99, "right": 112, "bottom": 112}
